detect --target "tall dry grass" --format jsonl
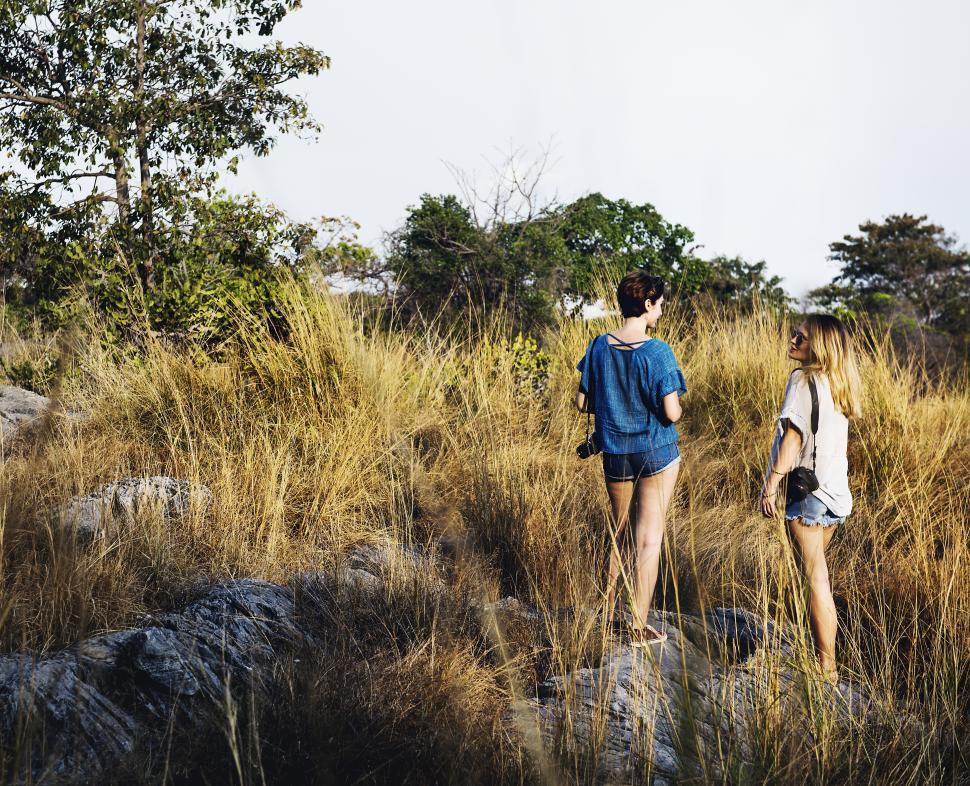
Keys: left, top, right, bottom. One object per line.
{"left": 0, "top": 281, "right": 966, "bottom": 784}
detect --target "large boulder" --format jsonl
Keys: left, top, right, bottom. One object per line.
{"left": 533, "top": 607, "right": 878, "bottom": 785}
{"left": 0, "top": 544, "right": 406, "bottom": 784}
{"left": 0, "top": 542, "right": 893, "bottom": 785}
{"left": 59, "top": 477, "right": 213, "bottom": 541}
{"left": 0, "top": 384, "right": 51, "bottom": 439}
{"left": 0, "top": 580, "right": 301, "bottom": 784}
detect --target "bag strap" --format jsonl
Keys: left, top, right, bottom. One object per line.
{"left": 606, "top": 332, "right": 649, "bottom": 347}
{"left": 807, "top": 376, "right": 819, "bottom": 471}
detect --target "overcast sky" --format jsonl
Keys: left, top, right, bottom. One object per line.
{"left": 226, "top": 0, "right": 970, "bottom": 298}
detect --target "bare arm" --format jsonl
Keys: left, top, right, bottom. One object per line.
{"left": 662, "top": 391, "right": 682, "bottom": 423}
{"left": 760, "top": 422, "right": 803, "bottom": 516}
{"left": 575, "top": 389, "right": 589, "bottom": 413}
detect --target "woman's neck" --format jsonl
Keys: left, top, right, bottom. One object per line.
{"left": 620, "top": 316, "right": 649, "bottom": 334}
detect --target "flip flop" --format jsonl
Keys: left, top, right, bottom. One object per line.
{"left": 629, "top": 623, "right": 667, "bottom": 647}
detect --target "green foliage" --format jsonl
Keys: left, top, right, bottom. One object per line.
{"left": 311, "top": 217, "right": 383, "bottom": 289}
{"left": 698, "top": 255, "right": 790, "bottom": 311}
{"left": 384, "top": 194, "right": 563, "bottom": 331}
{"left": 11, "top": 193, "right": 315, "bottom": 347}
{"left": 560, "top": 192, "right": 700, "bottom": 302}
{"left": 504, "top": 333, "right": 554, "bottom": 396}
{"left": 810, "top": 214, "right": 970, "bottom": 334}
{"left": 146, "top": 194, "right": 316, "bottom": 344}
{"left": 375, "top": 191, "right": 737, "bottom": 331}
{"left": 0, "top": 0, "right": 329, "bottom": 293}
{"left": 0, "top": 354, "right": 58, "bottom": 395}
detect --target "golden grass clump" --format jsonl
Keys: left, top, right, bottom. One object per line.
{"left": 0, "top": 281, "right": 966, "bottom": 783}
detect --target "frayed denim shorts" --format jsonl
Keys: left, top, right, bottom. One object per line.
{"left": 602, "top": 443, "right": 680, "bottom": 482}
{"left": 785, "top": 492, "right": 845, "bottom": 527}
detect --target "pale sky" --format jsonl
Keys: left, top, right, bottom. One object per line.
{"left": 226, "top": 0, "right": 970, "bottom": 298}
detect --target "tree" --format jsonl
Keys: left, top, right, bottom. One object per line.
{"left": 16, "top": 192, "right": 318, "bottom": 346}
{"left": 341, "top": 185, "right": 793, "bottom": 330}
{"left": 0, "top": 0, "right": 329, "bottom": 290}
{"left": 559, "top": 193, "right": 704, "bottom": 304}
{"left": 382, "top": 194, "right": 563, "bottom": 330}
{"left": 699, "top": 256, "right": 789, "bottom": 311}
{"left": 364, "top": 191, "right": 713, "bottom": 329}
{"left": 812, "top": 214, "right": 970, "bottom": 333}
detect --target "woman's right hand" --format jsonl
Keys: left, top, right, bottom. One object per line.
{"left": 760, "top": 486, "right": 778, "bottom": 518}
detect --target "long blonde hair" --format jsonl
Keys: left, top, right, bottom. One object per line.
{"left": 802, "top": 314, "right": 863, "bottom": 418}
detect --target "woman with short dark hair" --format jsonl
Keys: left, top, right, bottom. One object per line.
{"left": 576, "top": 271, "right": 687, "bottom": 645}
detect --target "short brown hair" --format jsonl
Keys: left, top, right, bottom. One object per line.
{"left": 617, "top": 272, "right": 665, "bottom": 317}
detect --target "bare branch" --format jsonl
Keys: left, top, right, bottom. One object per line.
{"left": 444, "top": 141, "right": 561, "bottom": 232}
{"left": 24, "top": 170, "right": 113, "bottom": 189}
{"left": 0, "top": 89, "right": 67, "bottom": 110}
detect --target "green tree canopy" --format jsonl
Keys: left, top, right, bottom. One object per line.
{"left": 17, "top": 192, "right": 317, "bottom": 346}
{"left": 811, "top": 214, "right": 970, "bottom": 333}
{"left": 0, "top": 0, "right": 329, "bottom": 290}
{"left": 699, "top": 256, "right": 790, "bottom": 311}
{"left": 559, "top": 193, "right": 705, "bottom": 302}
{"left": 337, "top": 189, "right": 792, "bottom": 331}
{"left": 381, "top": 194, "right": 563, "bottom": 330}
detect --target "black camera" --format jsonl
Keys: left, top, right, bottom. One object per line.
{"left": 576, "top": 432, "right": 601, "bottom": 459}
{"left": 786, "top": 466, "right": 819, "bottom": 503}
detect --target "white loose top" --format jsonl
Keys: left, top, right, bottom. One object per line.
{"left": 767, "top": 369, "right": 853, "bottom": 517}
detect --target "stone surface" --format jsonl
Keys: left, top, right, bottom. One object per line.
{"left": 532, "top": 607, "right": 879, "bottom": 784}
{"left": 0, "top": 580, "right": 297, "bottom": 783}
{"left": 0, "top": 542, "right": 892, "bottom": 785}
{"left": 60, "top": 477, "right": 213, "bottom": 540}
{"left": 0, "top": 384, "right": 52, "bottom": 439}
{"left": 0, "top": 544, "right": 397, "bottom": 784}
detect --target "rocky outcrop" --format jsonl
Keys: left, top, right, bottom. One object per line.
{"left": 0, "top": 546, "right": 414, "bottom": 784}
{"left": 0, "top": 385, "right": 52, "bottom": 439}
{"left": 59, "top": 477, "right": 213, "bottom": 541}
{"left": 533, "top": 608, "right": 879, "bottom": 785}
{"left": 0, "top": 580, "right": 299, "bottom": 784}
{"left": 0, "top": 543, "right": 887, "bottom": 785}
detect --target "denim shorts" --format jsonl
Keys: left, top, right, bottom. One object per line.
{"left": 785, "top": 492, "right": 846, "bottom": 527}
{"left": 602, "top": 443, "right": 680, "bottom": 482}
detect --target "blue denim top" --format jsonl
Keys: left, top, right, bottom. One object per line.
{"left": 576, "top": 334, "right": 687, "bottom": 455}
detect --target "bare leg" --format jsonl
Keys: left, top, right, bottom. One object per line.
{"left": 630, "top": 462, "right": 680, "bottom": 629}
{"left": 604, "top": 480, "right": 634, "bottom": 615}
{"left": 788, "top": 520, "right": 839, "bottom": 683}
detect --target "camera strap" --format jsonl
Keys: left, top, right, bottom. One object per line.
{"left": 808, "top": 376, "right": 819, "bottom": 472}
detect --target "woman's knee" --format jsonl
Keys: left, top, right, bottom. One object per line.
{"left": 636, "top": 526, "right": 664, "bottom": 554}
{"left": 806, "top": 564, "right": 835, "bottom": 605}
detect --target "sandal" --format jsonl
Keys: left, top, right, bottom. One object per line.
{"left": 629, "top": 623, "right": 667, "bottom": 647}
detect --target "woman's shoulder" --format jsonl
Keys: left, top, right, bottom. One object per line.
{"left": 643, "top": 337, "right": 676, "bottom": 359}
{"left": 790, "top": 368, "right": 830, "bottom": 388}
{"left": 785, "top": 369, "right": 836, "bottom": 407}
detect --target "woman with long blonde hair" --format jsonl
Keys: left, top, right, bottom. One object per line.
{"left": 760, "top": 314, "right": 862, "bottom": 684}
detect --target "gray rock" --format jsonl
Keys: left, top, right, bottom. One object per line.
{"left": 0, "top": 548, "right": 406, "bottom": 784}
{"left": 60, "top": 477, "right": 213, "bottom": 540}
{"left": 0, "top": 542, "right": 900, "bottom": 786}
{"left": 0, "top": 580, "right": 302, "bottom": 784}
{"left": 0, "top": 384, "right": 51, "bottom": 439}
{"left": 532, "top": 607, "right": 880, "bottom": 784}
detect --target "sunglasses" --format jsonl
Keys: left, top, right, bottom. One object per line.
{"left": 790, "top": 329, "right": 808, "bottom": 347}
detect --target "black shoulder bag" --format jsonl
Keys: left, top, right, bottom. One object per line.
{"left": 575, "top": 341, "right": 601, "bottom": 460}
{"left": 785, "top": 376, "right": 820, "bottom": 503}
{"left": 576, "top": 407, "right": 601, "bottom": 459}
